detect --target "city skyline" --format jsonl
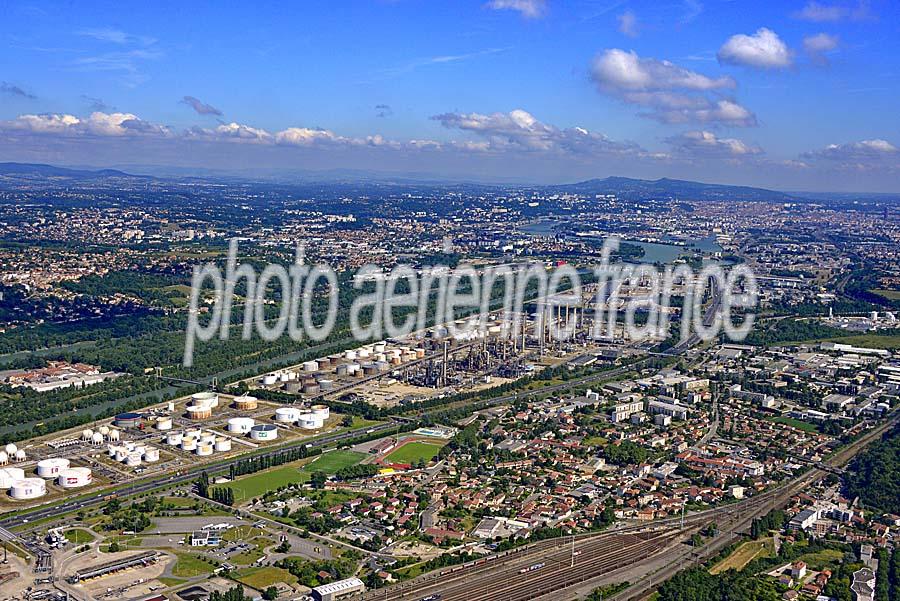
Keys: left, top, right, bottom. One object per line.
{"left": 1, "top": 0, "right": 899, "bottom": 191}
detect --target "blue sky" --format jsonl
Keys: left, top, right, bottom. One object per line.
{"left": 1, "top": 0, "right": 899, "bottom": 191}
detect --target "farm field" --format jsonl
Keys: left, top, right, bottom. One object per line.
{"left": 384, "top": 441, "right": 444, "bottom": 465}
{"left": 710, "top": 539, "right": 775, "bottom": 575}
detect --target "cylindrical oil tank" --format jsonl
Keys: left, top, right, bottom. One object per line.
{"left": 107, "top": 444, "right": 118, "bottom": 457}
{"left": 143, "top": 447, "right": 160, "bottom": 462}
{"left": 318, "top": 379, "right": 334, "bottom": 391}
{"left": 0, "top": 451, "right": 8, "bottom": 466}
{"left": 358, "top": 348, "right": 371, "bottom": 359}
{"left": 166, "top": 432, "right": 184, "bottom": 446}
{"left": 36, "top": 458, "right": 70, "bottom": 478}
{"left": 227, "top": 417, "right": 255, "bottom": 433}
{"left": 191, "top": 391, "right": 219, "bottom": 408}
{"left": 374, "top": 353, "right": 387, "bottom": 363}
{"left": 347, "top": 363, "right": 361, "bottom": 376}
{"left": 14, "top": 450, "right": 26, "bottom": 462}
{"left": 114, "top": 412, "right": 143, "bottom": 428}
{"left": 81, "top": 429, "right": 93, "bottom": 441}
{"left": 233, "top": 395, "right": 258, "bottom": 411}
{"left": 275, "top": 407, "right": 301, "bottom": 423}
{"left": 262, "top": 374, "right": 278, "bottom": 386}
{"left": 362, "top": 363, "right": 378, "bottom": 375}
{"left": 375, "top": 360, "right": 390, "bottom": 372}
{"left": 214, "top": 438, "right": 232, "bottom": 452}
{"left": 335, "top": 365, "right": 349, "bottom": 376}
{"left": 10, "top": 478, "right": 46, "bottom": 499}
{"left": 302, "top": 383, "right": 321, "bottom": 395}
{"left": 284, "top": 381, "right": 302, "bottom": 394}
{"left": 297, "top": 414, "right": 325, "bottom": 429}
{"left": 415, "top": 348, "right": 426, "bottom": 359}
{"left": 91, "top": 432, "right": 104, "bottom": 445}
{"left": 200, "top": 433, "right": 216, "bottom": 445}
{"left": 374, "top": 342, "right": 386, "bottom": 353}
{"left": 125, "top": 452, "right": 142, "bottom": 467}
{"left": 114, "top": 448, "right": 128, "bottom": 462}
{"left": 186, "top": 404, "right": 212, "bottom": 420}
{"left": 344, "top": 350, "right": 357, "bottom": 361}
{"left": 185, "top": 428, "right": 201, "bottom": 439}
{"left": 181, "top": 438, "right": 198, "bottom": 452}
{"left": 156, "top": 417, "right": 173, "bottom": 431}
{"left": 58, "top": 467, "right": 92, "bottom": 488}
{"left": 196, "top": 443, "right": 213, "bottom": 457}
{"left": 4, "top": 444, "right": 17, "bottom": 455}
{"left": 250, "top": 424, "right": 278, "bottom": 441}
{"left": 311, "top": 405, "right": 330, "bottom": 420}
{"left": 302, "top": 361, "right": 318, "bottom": 372}
{"left": 0, "top": 467, "right": 25, "bottom": 489}
{"left": 109, "top": 429, "right": 120, "bottom": 442}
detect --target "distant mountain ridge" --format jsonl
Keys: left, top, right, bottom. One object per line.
{"left": 0, "top": 162, "right": 144, "bottom": 180}
{"left": 551, "top": 176, "right": 798, "bottom": 202}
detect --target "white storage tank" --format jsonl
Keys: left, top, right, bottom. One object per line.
{"left": 250, "top": 424, "right": 278, "bottom": 441}
{"left": 4, "top": 444, "right": 17, "bottom": 456}
{"left": 186, "top": 404, "right": 212, "bottom": 420}
{"left": 114, "top": 448, "right": 129, "bottom": 462}
{"left": 214, "top": 438, "right": 232, "bottom": 452}
{"left": 201, "top": 433, "right": 216, "bottom": 445}
{"left": 81, "top": 429, "right": 93, "bottom": 441}
{"left": 344, "top": 350, "right": 357, "bottom": 361}
{"left": 10, "top": 478, "right": 46, "bottom": 499}
{"left": 166, "top": 432, "right": 184, "bottom": 446}
{"left": 99, "top": 426, "right": 111, "bottom": 438}
{"left": 0, "top": 451, "right": 7, "bottom": 466}
{"left": 91, "top": 432, "right": 104, "bottom": 445}
{"left": 262, "top": 374, "right": 278, "bottom": 386}
{"left": 374, "top": 342, "right": 386, "bottom": 353}
{"left": 311, "top": 405, "right": 330, "bottom": 420}
{"left": 297, "top": 414, "right": 324, "bottom": 429}
{"left": 0, "top": 467, "right": 25, "bottom": 489}
{"left": 156, "top": 417, "right": 173, "bottom": 431}
{"left": 275, "top": 407, "right": 301, "bottom": 423}
{"left": 303, "top": 361, "right": 319, "bottom": 373}
{"left": 196, "top": 443, "right": 213, "bottom": 457}
{"left": 181, "top": 438, "right": 198, "bottom": 452}
{"left": 109, "top": 429, "right": 121, "bottom": 442}
{"left": 58, "top": 467, "right": 92, "bottom": 488}
{"left": 125, "top": 452, "right": 142, "bottom": 467}
{"left": 191, "top": 391, "right": 219, "bottom": 408}
{"left": 143, "top": 447, "right": 160, "bottom": 462}
{"left": 36, "top": 458, "right": 70, "bottom": 478}
{"left": 14, "top": 450, "right": 26, "bottom": 462}
{"left": 227, "top": 417, "right": 255, "bottom": 434}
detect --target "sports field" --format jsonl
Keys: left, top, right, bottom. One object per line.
{"left": 220, "top": 450, "right": 367, "bottom": 502}
{"left": 383, "top": 440, "right": 444, "bottom": 465}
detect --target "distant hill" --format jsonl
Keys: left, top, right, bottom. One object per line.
{"left": 551, "top": 176, "right": 799, "bottom": 202}
{"left": 0, "top": 162, "right": 145, "bottom": 180}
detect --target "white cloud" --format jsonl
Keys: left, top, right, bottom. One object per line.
{"left": 432, "top": 108, "right": 643, "bottom": 156}
{"left": 590, "top": 49, "right": 756, "bottom": 126}
{"left": 802, "top": 139, "right": 899, "bottom": 170}
{"left": 617, "top": 11, "right": 638, "bottom": 37}
{"left": 666, "top": 130, "right": 762, "bottom": 158}
{"left": 792, "top": 1, "right": 872, "bottom": 22}
{"left": 4, "top": 112, "right": 169, "bottom": 137}
{"left": 803, "top": 33, "right": 839, "bottom": 63}
{"left": 718, "top": 28, "right": 792, "bottom": 69}
{"left": 485, "top": 0, "right": 546, "bottom": 19}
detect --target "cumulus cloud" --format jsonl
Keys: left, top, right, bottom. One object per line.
{"left": 803, "top": 33, "right": 839, "bottom": 63}
{"left": 181, "top": 96, "right": 223, "bottom": 117}
{"left": 718, "top": 28, "right": 792, "bottom": 69}
{"left": 617, "top": 11, "right": 638, "bottom": 37}
{"left": 485, "top": 0, "right": 546, "bottom": 18}
{"left": 801, "top": 139, "right": 899, "bottom": 172}
{"left": 432, "top": 108, "right": 643, "bottom": 156}
{"left": 666, "top": 130, "right": 762, "bottom": 158}
{"left": 1, "top": 82, "right": 37, "bottom": 100}
{"left": 3, "top": 112, "right": 169, "bottom": 137}
{"left": 590, "top": 49, "right": 755, "bottom": 126}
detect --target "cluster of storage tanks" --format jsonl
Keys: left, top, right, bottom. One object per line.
{"left": 165, "top": 429, "right": 233, "bottom": 455}
{"left": 225, "top": 417, "right": 278, "bottom": 441}
{"left": 0, "top": 443, "right": 28, "bottom": 465}
{"left": 0, "top": 458, "right": 94, "bottom": 499}
{"left": 274, "top": 405, "right": 329, "bottom": 429}
{"left": 185, "top": 391, "right": 219, "bottom": 420}
{"left": 260, "top": 343, "right": 427, "bottom": 393}
{"left": 81, "top": 426, "right": 120, "bottom": 445}
{"left": 107, "top": 440, "right": 160, "bottom": 467}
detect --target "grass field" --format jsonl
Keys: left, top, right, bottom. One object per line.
{"left": 233, "top": 566, "right": 299, "bottom": 589}
{"left": 64, "top": 528, "right": 95, "bottom": 544}
{"left": 384, "top": 441, "right": 444, "bottom": 465}
{"left": 768, "top": 416, "right": 819, "bottom": 433}
{"left": 171, "top": 553, "right": 213, "bottom": 578}
{"left": 872, "top": 289, "right": 900, "bottom": 301}
{"left": 220, "top": 450, "right": 366, "bottom": 502}
{"left": 798, "top": 548, "right": 844, "bottom": 571}
{"left": 710, "top": 539, "right": 775, "bottom": 574}
{"left": 778, "top": 333, "right": 900, "bottom": 350}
